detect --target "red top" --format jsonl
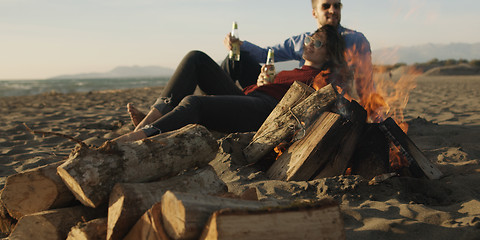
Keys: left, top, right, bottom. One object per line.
{"left": 243, "top": 65, "right": 322, "bottom": 101}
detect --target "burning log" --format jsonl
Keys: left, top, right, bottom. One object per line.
{"left": 66, "top": 218, "right": 108, "bottom": 240}
{"left": 267, "top": 100, "right": 366, "bottom": 181}
{"left": 0, "top": 161, "right": 76, "bottom": 220}
{"left": 161, "top": 191, "right": 283, "bottom": 240}
{"left": 123, "top": 202, "right": 170, "bottom": 240}
{"left": 57, "top": 124, "right": 219, "bottom": 208}
{"left": 244, "top": 83, "right": 337, "bottom": 164}
{"left": 7, "top": 205, "right": 105, "bottom": 240}
{"left": 380, "top": 117, "right": 444, "bottom": 179}
{"left": 199, "top": 199, "right": 344, "bottom": 240}
{"left": 107, "top": 166, "right": 227, "bottom": 240}
{"left": 349, "top": 123, "right": 390, "bottom": 180}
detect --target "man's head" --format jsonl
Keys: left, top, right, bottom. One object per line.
{"left": 311, "top": 0, "right": 342, "bottom": 27}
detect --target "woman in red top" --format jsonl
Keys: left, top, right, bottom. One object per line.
{"left": 115, "top": 25, "right": 347, "bottom": 142}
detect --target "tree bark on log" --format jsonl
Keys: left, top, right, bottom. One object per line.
{"left": 107, "top": 166, "right": 227, "bottom": 240}
{"left": 243, "top": 84, "right": 337, "bottom": 164}
{"left": 161, "top": 191, "right": 282, "bottom": 240}
{"left": 8, "top": 205, "right": 105, "bottom": 240}
{"left": 123, "top": 202, "right": 171, "bottom": 240}
{"left": 57, "top": 124, "right": 219, "bottom": 208}
{"left": 66, "top": 218, "right": 107, "bottom": 240}
{"left": 1, "top": 161, "right": 76, "bottom": 220}
{"left": 199, "top": 199, "right": 344, "bottom": 240}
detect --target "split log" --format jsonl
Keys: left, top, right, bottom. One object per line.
{"left": 314, "top": 100, "right": 367, "bottom": 178}
{"left": 66, "top": 218, "right": 107, "bottom": 240}
{"left": 123, "top": 202, "right": 170, "bottom": 240}
{"left": 1, "top": 161, "right": 76, "bottom": 220}
{"left": 199, "top": 199, "right": 344, "bottom": 240}
{"left": 266, "top": 112, "right": 342, "bottom": 181}
{"left": 161, "top": 191, "right": 283, "bottom": 240}
{"left": 57, "top": 124, "right": 219, "bottom": 208}
{"left": 267, "top": 99, "right": 367, "bottom": 181}
{"left": 243, "top": 83, "right": 336, "bottom": 164}
{"left": 107, "top": 166, "right": 226, "bottom": 240}
{"left": 8, "top": 205, "right": 105, "bottom": 240}
{"left": 380, "top": 117, "right": 443, "bottom": 179}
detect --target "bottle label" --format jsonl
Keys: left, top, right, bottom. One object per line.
{"left": 264, "top": 65, "right": 275, "bottom": 83}
{"left": 230, "top": 42, "right": 240, "bottom": 61}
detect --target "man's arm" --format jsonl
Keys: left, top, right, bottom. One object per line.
{"left": 240, "top": 33, "right": 310, "bottom": 65}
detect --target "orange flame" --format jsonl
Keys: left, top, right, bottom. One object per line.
{"left": 345, "top": 43, "right": 421, "bottom": 168}
{"left": 389, "top": 144, "right": 410, "bottom": 170}
{"left": 273, "top": 142, "right": 290, "bottom": 160}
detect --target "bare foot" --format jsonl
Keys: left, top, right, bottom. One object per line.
{"left": 127, "top": 103, "right": 146, "bottom": 127}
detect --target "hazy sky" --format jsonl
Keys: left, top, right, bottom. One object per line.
{"left": 1, "top": 0, "right": 479, "bottom": 79}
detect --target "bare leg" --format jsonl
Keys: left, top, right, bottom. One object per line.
{"left": 127, "top": 103, "right": 146, "bottom": 127}
{"left": 134, "top": 107, "right": 163, "bottom": 131}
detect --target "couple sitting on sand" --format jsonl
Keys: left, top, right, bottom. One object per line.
{"left": 113, "top": 25, "right": 353, "bottom": 143}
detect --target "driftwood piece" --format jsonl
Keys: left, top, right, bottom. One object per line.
{"left": 199, "top": 199, "right": 344, "bottom": 240}
{"left": 107, "top": 166, "right": 227, "bottom": 240}
{"left": 161, "top": 191, "right": 282, "bottom": 240}
{"left": 66, "top": 218, "right": 107, "bottom": 240}
{"left": 8, "top": 205, "right": 105, "bottom": 240}
{"left": 380, "top": 117, "right": 444, "bottom": 179}
{"left": 243, "top": 84, "right": 336, "bottom": 164}
{"left": 1, "top": 161, "right": 76, "bottom": 220}
{"left": 123, "top": 202, "right": 170, "bottom": 240}
{"left": 57, "top": 124, "right": 219, "bottom": 208}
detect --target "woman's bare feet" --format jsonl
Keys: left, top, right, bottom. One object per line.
{"left": 127, "top": 103, "right": 146, "bottom": 127}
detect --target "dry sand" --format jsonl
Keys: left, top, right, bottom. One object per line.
{"left": 1, "top": 75, "right": 480, "bottom": 239}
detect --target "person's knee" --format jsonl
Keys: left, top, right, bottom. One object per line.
{"left": 184, "top": 50, "right": 208, "bottom": 63}
{"left": 178, "top": 95, "right": 201, "bottom": 110}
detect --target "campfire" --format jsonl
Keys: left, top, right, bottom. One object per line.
{"left": 245, "top": 44, "right": 443, "bottom": 182}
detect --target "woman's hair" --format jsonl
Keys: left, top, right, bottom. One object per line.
{"left": 312, "top": 25, "right": 354, "bottom": 96}
{"left": 314, "top": 24, "right": 346, "bottom": 66}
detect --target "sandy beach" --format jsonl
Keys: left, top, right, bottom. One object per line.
{"left": 1, "top": 75, "right": 480, "bottom": 239}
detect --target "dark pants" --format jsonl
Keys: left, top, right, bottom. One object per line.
{"left": 147, "top": 51, "right": 277, "bottom": 135}
{"left": 220, "top": 51, "right": 262, "bottom": 88}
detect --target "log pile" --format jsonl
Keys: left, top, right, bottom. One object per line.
{"left": 0, "top": 82, "right": 443, "bottom": 239}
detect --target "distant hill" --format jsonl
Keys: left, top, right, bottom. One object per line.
{"left": 50, "top": 65, "right": 174, "bottom": 79}
{"left": 423, "top": 64, "right": 480, "bottom": 76}
{"left": 373, "top": 42, "right": 480, "bottom": 65}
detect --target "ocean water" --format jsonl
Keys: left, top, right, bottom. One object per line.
{"left": 0, "top": 77, "right": 170, "bottom": 97}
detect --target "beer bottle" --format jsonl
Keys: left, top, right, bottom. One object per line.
{"left": 229, "top": 21, "right": 240, "bottom": 61}
{"left": 264, "top": 49, "right": 276, "bottom": 83}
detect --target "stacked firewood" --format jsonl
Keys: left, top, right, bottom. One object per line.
{"left": 0, "top": 82, "right": 442, "bottom": 239}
